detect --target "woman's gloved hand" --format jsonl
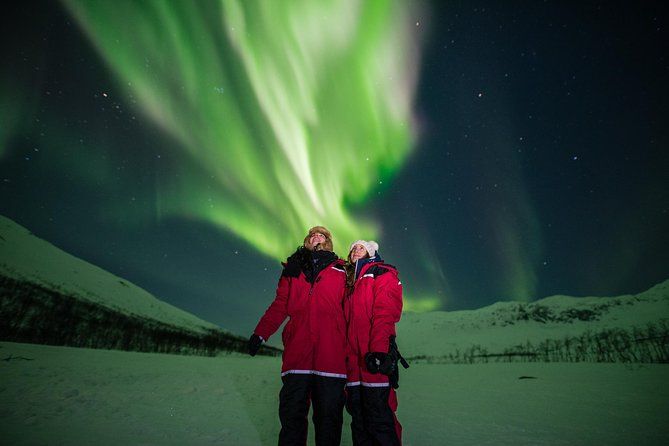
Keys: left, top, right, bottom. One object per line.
{"left": 365, "top": 352, "right": 393, "bottom": 374}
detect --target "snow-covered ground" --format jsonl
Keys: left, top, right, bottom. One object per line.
{"left": 1, "top": 341, "right": 668, "bottom": 446}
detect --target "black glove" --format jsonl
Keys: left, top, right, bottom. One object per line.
{"left": 365, "top": 352, "right": 390, "bottom": 374}
{"left": 378, "top": 354, "right": 397, "bottom": 376}
{"left": 248, "top": 334, "right": 263, "bottom": 357}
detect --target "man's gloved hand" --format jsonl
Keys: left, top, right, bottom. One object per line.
{"left": 365, "top": 352, "right": 390, "bottom": 374}
{"left": 248, "top": 334, "right": 263, "bottom": 357}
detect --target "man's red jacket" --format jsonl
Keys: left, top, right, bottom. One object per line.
{"left": 254, "top": 257, "right": 348, "bottom": 378}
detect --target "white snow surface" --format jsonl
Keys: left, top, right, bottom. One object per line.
{"left": 1, "top": 341, "right": 667, "bottom": 445}
{"left": 0, "top": 215, "right": 219, "bottom": 334}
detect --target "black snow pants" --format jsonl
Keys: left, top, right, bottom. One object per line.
{"left": 279, "top": 374, "right": 347, "bottom": 446}
{"left": 345, "top": 385, "right": 401, "bottom": 446}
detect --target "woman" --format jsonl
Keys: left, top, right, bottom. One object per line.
{"left": 344, "top": 240, "right": 403, "bottom": 446}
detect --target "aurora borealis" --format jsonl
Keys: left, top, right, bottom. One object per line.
{"left": 2, "top": 1, "right": 668, "bottom": 335}
{"left": 61, "top": 0, "right": 419, "bottom": 259}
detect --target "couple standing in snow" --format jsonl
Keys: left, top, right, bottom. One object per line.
{"left": 248, "top": 226, "right": 405, "bottom": 446}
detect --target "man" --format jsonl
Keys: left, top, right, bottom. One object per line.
{"left": 248, "top": 226, "right": 348, "bottom": 446}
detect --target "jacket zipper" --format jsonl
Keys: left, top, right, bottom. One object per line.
{"left": 309, "top": 274, "right": 321, "bottom": 296}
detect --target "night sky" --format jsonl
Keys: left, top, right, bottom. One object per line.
{"left": 2, "top": 1, "right": 668, "bottom": 336}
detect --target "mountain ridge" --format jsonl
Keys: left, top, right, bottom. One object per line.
{"left": 0, "top": 214, "right": 279, "bottom": 356}
{"left": 398, "top": 277, "right": 669, "bottom": 362}
{"left": 0, "top": 214, "right": 219, "bottom": 334}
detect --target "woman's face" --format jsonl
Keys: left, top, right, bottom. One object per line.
{"left": 349, "top": 244, "right": 368, "bottom": 262}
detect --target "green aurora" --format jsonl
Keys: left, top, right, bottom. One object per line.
{"left": 62, "top": 0, "right": 421, "bottom": 260}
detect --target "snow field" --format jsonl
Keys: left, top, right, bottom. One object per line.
{"left": 2, "top": 342, "right": 668, "bottom": 445}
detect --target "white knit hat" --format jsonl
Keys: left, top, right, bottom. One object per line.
{"left": 349, "top": 240, "right": 379, "bottom": 258}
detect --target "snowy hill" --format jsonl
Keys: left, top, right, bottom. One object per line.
{"left": 0, "top": 215, "right": 278, "bottom": 355}
{"left": 398, "top": 280, "right": 669, "bottom": 363}
{"left": 0, "top": 215, "right": 217, "bottom": 333}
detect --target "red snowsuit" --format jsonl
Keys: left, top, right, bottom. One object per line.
{"left": 344, "top": 258, "right": 403, "bottom": 445}
{"left": 254, "top": 249, "right": 349, "bottom": 446}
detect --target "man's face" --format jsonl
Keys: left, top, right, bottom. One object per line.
{"left": 308, "top": 232, "right": 327, "bottom": 251}
{"left": 350, "top": 244, "right": 368, "bottom": 262}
